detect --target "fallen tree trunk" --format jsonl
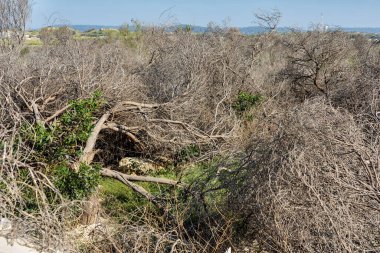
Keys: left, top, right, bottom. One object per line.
{"left": 101, "top": 168, "right": 185, "bottom": 187}
{"left": 77, "top": 112, "right": 111, "bottom": 169}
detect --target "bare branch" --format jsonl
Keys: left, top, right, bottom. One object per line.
{"left": 78, "top": 112, "right": 111, "bottom": 167}
{"left": 44, "top": 104, "right": 71, "bottom": 123}
{"left": 254, "top": 9, "right": 282, "bottom": 32}
{"left": 101, "top": 168, "right": 184, "bottom": 187}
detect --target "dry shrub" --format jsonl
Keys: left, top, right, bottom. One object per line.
{"left": 0, "top": 131, "right": 77, "bottom": 252}
{"left": 231, "top": 98, "right": 380, "bottom": 252}
{"left": 279, "top": 30, "right": 355, "bottom": 102}
{"left": 79, "top": 211, "right": 234, "bottom": 253}
{"left": 0, "top": 29, "right": 250, "bottom": 252}
{"left": 2, "top": 22, "right": 380, "bottom": 252}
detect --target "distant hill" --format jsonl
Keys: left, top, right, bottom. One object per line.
{"left": 68, "top": 24, "right": 288, "bottom": 34}
{"left": 48, "top": 24, "right": 380, "bottom": 35}
{"left": 70, "top": 25, "right": 120, "bottom": 32}
{"left": 341, "top": 27, "right": 380, "bottom": 34}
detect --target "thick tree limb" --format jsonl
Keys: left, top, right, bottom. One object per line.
{"left": 101, "top": 169, "right": 159, "bottom": 203}
{"left": 102, "top": 122, "right": 145, "bottom": 149}
{"left": 102, "top": 122, "right": 139, "bottom": 132}
{"left": 101, "top": 168, "right": 184, "bottom": 187}
{"left": 100, "top": 168, "right": 177, "bottom": 223}
{"left": 44, "top": 104, "right": 71, "bottom": 123}
{"left": 116, "top": 101, "right": 162, "bottom": 109}
{"left": 112, "top": 101, "right": 162, "bottom": 113}
{"left": 77, "top": 112, "right": 111, "bottom": 168}
{"left": 76, "top": 101, "right": 162, "bottom": 168}
{"left": 31, "top": 100, "right": 42, "bottom": 124}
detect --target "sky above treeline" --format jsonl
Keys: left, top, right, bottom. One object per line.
{"left": 30, "top": 0, "right": 380, "bottom": 29}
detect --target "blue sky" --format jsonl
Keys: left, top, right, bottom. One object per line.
{"left": 30, "top": 0, "right": 380, "bottom": 29}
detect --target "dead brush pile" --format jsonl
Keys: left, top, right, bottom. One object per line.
{"left": 229, "top": 98, "right": 380, "bottom": 252}
{"left": 0, "top": 28, "right": 256, "bottom": 252}
{"left": 0, "top": 24, "right": 379, "bottom": 252}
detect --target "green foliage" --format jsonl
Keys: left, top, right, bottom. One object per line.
{"left": 176, "top": 26, "right": 183, "bottom": 33}
{"left": 20, "top": 47, "right": 30, "bottom": 56}
{"left": 24, "top": 38, "right": 42, "bottom": 46}
{"left": 122, "top": 20, "right": 143, "bottom": 48}
{"left": 100, "top": 167, "right": 177, "bottom": 223}
{"left": 0, "top": 181, "right": 5, "bottom": 191}
{"left": 232, "top": 91, "right": 262, "bottom": 114}
{"left": 176, "top": 25, "right": 192, "bottom": 33}
{"left": 102, "top": 29, "right": 120, "bottom": 43}
{"left": 53, "top": 163, "right": 101, "bottom": 200}
{"left": 27, "top": 30, "right": 39, "bottom": 36}
{"left": 232, "top": 91, "right": 262, "bottom": 122}
{"left": 20, "top": 91, "right": 104, "bottom": 202}
{"left": 15, "top": 168, "right": 42, "bottom": 212}
{"left": 22, "top": 91, "right": 103, "bottom": 163}
{"left": 81, "top": 29, "right": 103, "bottom": 38}
{"left": 100, "top": 178, "right": 149, "bottom": 221}
{"left": 175, "top": 144, "right": 200, "bottom": 163}
{"left": 119, "top": 23, "right": 129, "bottom": 36}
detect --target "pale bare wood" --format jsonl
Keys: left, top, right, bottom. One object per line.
{"left": 101, "top": 168, "right": 184, "bottom": 187}
{"left": 101, "top": 169, "right": 158, "bottom": 203}
{"left": 31, "top": 100, "right": 42, "bottom": 124}
{"left": 77, "top": 112, "right": 111, "bottom": 168}
{"left": 112, "top": 101, "right": 162, "bottom": 113}
{"left": 44, "top": 104, "right": 71, "bottom": 123}
{"left": 102, "top": 122, "right": 140, "bottom": 132}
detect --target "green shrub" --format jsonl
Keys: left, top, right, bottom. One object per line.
{"left": 24, "top": 39, "right": 42, "bottom": 46}
{"left": 232, "top": 91, "right": 262, "bottom": 122}
{"left": 20, "top": 91, "right": 104, "bottom": 202}
{"left": 20, "top": 47, "right": 30, "bottom": 56}
{"left": 175, "top": 144, "right": 200, "bottom": 163}
{"left": 53, "top": 163, "right": 101, "bottom": 200}
{"left": 22, "top": 91, "right": 103, "bottom": 163}
{"left": 232, "top": 91, "right": 262, "bottom": 114}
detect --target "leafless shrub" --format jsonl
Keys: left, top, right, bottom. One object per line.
{"left": 0, "top": 0, "right": 30, "bottom": 48}
{"left": 229, "top": 98, "right": 380, "bottom": 252}
{"left": 0, "top": 26, "right": 254, "bottom": 251}
{"left": 78, "top": 207, "right": 234, "bottom": 253}
{"left": 281, "top": 30, "right": 354, "bottom": 101}
{"left": 254, "top": 9, "right": 282, "bottom": 32}
{"left": 39, "top": 26, "right": 75, "bottom": 46}
{"left": 1, "top": 16, "right": 380, "bottom": 252}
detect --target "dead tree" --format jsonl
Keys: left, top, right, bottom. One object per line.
{"left": 254, "top": 9, "right": 282, "bottom": 32}
{"left": 0, "top": 0, "right": 31, "bottom": 48}
{"left": 282, "top": 30, "right": 350, "bottom": 100}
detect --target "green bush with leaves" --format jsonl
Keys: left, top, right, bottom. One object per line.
{"left": 53, "top": 163, "right": 101, "bottom": 200}
{"left": 231, "top": 91, "right": 263, "bottom": 122}
{"left": 21, "top": 91, "right": 104, "bottom": 202}
{"left": 232, "top": 91, "right": 262, "bottom": 114}
{"left": 23, "top": 90, "right": 103, "bottom": 163}
{"left": 175, "top": 144, "right": 201, "bottom": 164}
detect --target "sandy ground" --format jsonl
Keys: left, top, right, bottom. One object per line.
{"left": 0, "top": 237, "right": 38, "bottom": 253}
